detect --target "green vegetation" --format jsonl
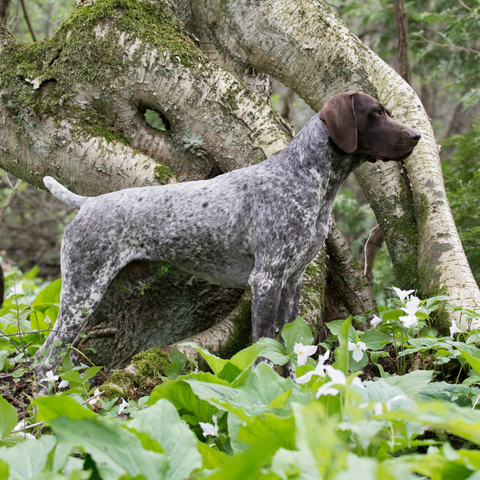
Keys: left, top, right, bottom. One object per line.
{"left": 3, "top": 273, "right": 480, "bottom": 478}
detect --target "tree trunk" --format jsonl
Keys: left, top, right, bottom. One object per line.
{"left": 0, "top": 0, "right": 11, "bottom": 24}
{"left": 178, "top": 0, "right": 479, "bottom": 328}
{"left": 393, "top": 0, "right": 411, "bottom": 85}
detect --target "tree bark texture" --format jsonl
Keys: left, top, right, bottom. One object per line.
{"left": 178, "top": 0, "right": 479, "bottom": 328}
{"left": 393, "top": 0, "right": 411, "bottom": 85}
{"left": 0, "top": 0, "right": 11, "bottom": 24}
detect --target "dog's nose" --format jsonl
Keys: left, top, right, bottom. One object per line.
{"left": 408, "top": 130, "right": 421, "bottom": 143}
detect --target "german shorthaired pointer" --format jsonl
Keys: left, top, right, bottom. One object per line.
{"left": 35, "top": 92, "right": 420, "bottom": 388}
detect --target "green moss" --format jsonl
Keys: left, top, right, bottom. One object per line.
{"left": 131, "top": 347, "right": 170, "bottom": 377}
{"left": 154, "top": 163, "right": 174, "bottom": 185}
{"left": 0, "top": 0, "right": 205, "bottom": 139}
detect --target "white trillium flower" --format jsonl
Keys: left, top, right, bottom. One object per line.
{"left": 401, "top": 296, "right": 421, "bottom": 316}
{"left": 13, "top": 421, "right": 36, "bottom": 441}
{"left": 40, "top": 370, "right": 59, "bottom": 383}
{"left": 118, "top": 398, "right": 129, "bottom": 415}
{"left": 392, "top": 286, "right": 414, "bottom": 303}
{"left": 371, "top": 315, "right": 382, "bottom": 328}
{"left": 450, "top": 322, "right": 461, "bottom": 338}
{"left": 399, "top": 314, "right": 418, "bottom": 328}
{"left": 297, "top": 350, "right": 330, "bottom": 384}
{"left": 8, "top": 283, "right": 25, "bottom": 298}
{"left": 199, "top": 415, "right": 219, "bottom": 437}
{"left": 293, "top": 343, "right": 318, "bottom": 367}
{"left": 348, "top": 341, "right": 368, "bottom": 362}
{"left": 58, "top": 379, "right": 69, "bottom": 389}
{"left": 89, "top": 388, "right": 101, "bottom": 405}
{"left": 316, "top": 366, "right": 346, "bottom": 398}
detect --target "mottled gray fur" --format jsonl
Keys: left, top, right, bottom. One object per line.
{"left": 35, "top": 93, "right": 420, "bottom": 388}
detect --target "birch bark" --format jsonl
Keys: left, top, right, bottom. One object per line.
{"left": 181, "top": 0, "right": 479, "bottom": 327}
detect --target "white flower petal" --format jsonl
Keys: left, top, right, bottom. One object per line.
{"left": 316, "top": 381, "right": 339, "bottom": 398}
{"left": 296, "top": 370, "right": 315, "bottom": 384}
{"left": 199, "top": 416, "right": 219, "bottom": 437}
{"left": 475, "top": 291, "right": 480, "bottom": 303}
{"left": 371, "top": 315, "right": 382, "bottom": 328}
{"left": 118, "top": 398, "right": 129, "bottom": 415}
{"left": 324, "top": 365, "right": 346, "bottom": 385}
{"left": 58, "top": 379, "right": 69, "bottom": 389}
{"left": 392, "top": 287, "right": 415, "bottom": 303}
{"left": 450, "top": 323, "right": 461, "bottom": 338}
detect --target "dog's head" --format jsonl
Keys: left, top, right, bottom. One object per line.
{"left": 320, "top": 92, "right": 420, "bottom": 163}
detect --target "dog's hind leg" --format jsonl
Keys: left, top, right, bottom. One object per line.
{"left": 34, "top": 260, "right": 123, "bottom": 392}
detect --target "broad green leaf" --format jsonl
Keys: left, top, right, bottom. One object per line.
{"left": 229, "top": 343, "right": 268, "bottom": 370}
{"left": 382, "top": 310, "right": 403, "bottom": 322}
{"left": 0, "top": 435, "right": 56, "bottom": 480}
{"left": 281, "top": 317, "right": 313, "bottom": 353}
{"left": 258, "top": 338, "right": 289, "bottom": 366}
{"left": 218, "top": 362, "right": 243, "bottom": 383}
{"left": 0, "top": 351, "right": 8, "bottom": 371}
{"left": 83, "top": 366, "right": 103, "bottom": 381}
{"left": 0, "top": 395, "right": 18, "bottom": 442}
{"left": 179, "top": 342, "right": 227, "bottom": 374}
{"left": 50, "top": 416, "right": 168, "bottom": 480}
{"left": 197, "top": 441, "right": 228, "bottom": 470}
{"left": 35, "top": 395, "right": 96, "bottom": 423}
{"left": 335, "top": 454, "right": 378, "bottom": 480}
{"left": 169, "top": 347, "right": 187, "bottom": 372}
{"left": 0, "top": 460, "right": 7, "bottom": 480}
{"left": 238, "top": 413, "right": 296, "bottom": 451}
{"left": 326, "top": 319, "right": 357, "bottom": 341}
{"left": 333, "top": 318, "right": 351, "bottom": 375}
{"left": 269, "top": 448, "right": 319, "bottom": 480}
{"left": 361, "top": 329, "right": 391, "bottom": 350}
{"left": 384, "top": 370, "right": 433, "bottom": 398}
{"left": 348, "top": 350, "right": 369, "bottom": 372}
{"left": 384, "top": 401, "right": 480, "bottom": 445}
{"left": 201, "top": 441, "right": 278, "bottom": 480}
{"left": 453, "top": 343, "right": 480, "bottom": 377}
{"left": 147, "top": 376, "right": 218, "bottom": 423}
{"left": 415, "top": 382, "right": 480, "bottom": 407}
{"left": 129, "top": 400, "right": 202, "bottom": 480}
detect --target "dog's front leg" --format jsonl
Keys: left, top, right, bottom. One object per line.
{"left": 276, "top": 271, "right": 306, "bottom": 381}
{"left": 249, "top": 269, "right": 283, "bottom": 370}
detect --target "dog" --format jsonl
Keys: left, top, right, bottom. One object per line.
{"left": 34, "top": 92, "right": 420, "bottom": 388}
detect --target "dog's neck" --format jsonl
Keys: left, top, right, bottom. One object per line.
{"left": 281, "top": 113, "right": 369, "bottom": 192}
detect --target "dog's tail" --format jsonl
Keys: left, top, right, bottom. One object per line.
{"left": 43, "top": 176, "right": 89, "bottom": 209}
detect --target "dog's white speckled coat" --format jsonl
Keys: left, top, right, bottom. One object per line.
{"left": 35, "top": 92, "right": 420, "bottom": 387}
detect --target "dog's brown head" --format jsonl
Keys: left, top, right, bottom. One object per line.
{"left": 320, "top": 92, "right": 420, "bottom": 163}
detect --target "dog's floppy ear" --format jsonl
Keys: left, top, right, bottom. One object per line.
{"left": 319, "top": 92, "right": 357, "bottom": 154}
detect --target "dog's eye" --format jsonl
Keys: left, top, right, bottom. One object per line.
{"left": 374, "top": 108, "right": 382, "bottom": 115}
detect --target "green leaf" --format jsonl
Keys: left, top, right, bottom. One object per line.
{"left": 325, "top": 319, "right": 356, "bottom": 341}
{"left": 169, "top": 347, "right": 187, "bottom": 372}
{"left": 453, "top": 343, "right": 480, "bottom": 377}
{"left": 258, "top": 338, "right": 289, "bottom": 366}
{"left": 35, "top": 395, "right": 96, "bottom": 423}
{"left": 179, "top": 342, "right": 227, "bottom": 375}
{"left": 382, "top": 310, "right": 403, "bottom": 322}
{"left": 333, "top": 318, "right": 351, "bottom": 375}
{"left": 416, "top": 382, "right": 480, "bottom": 407}
{"left": 129, "top": 400, "right": 202, "bottom": 480}
{"left": 147, "top": 376, "right": 218, "bottom": 423}
{"left": 0, "top": 395, "right": 18, "bottom": 442}
{"left": 218, "top": 362, "right": 243, "bottom": 383}
{"left": 83, "top": 366, "right": 103, "bottom": 381}
{"left": 384, "top": 370, "right": 434, "bottom": 398}
{"left": 281, "top": 317, "right": 313, "bottom": 353}
{"left": 348, "top": 350, "right": 369, "bottom": 372}
{"left": 197, "top": 440, "right": 228, "bottom": 470}
{"left": 145, "top": 109, "right": 166, "bottom": 130}
{"left": 360, "top": 329, "right": 390, "bottom": 350}
{"left": 0, "top": 435, "right": 56, "bottom": 480}
{"left": 50, "top": 416, "right": 168, "bottom": 479}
